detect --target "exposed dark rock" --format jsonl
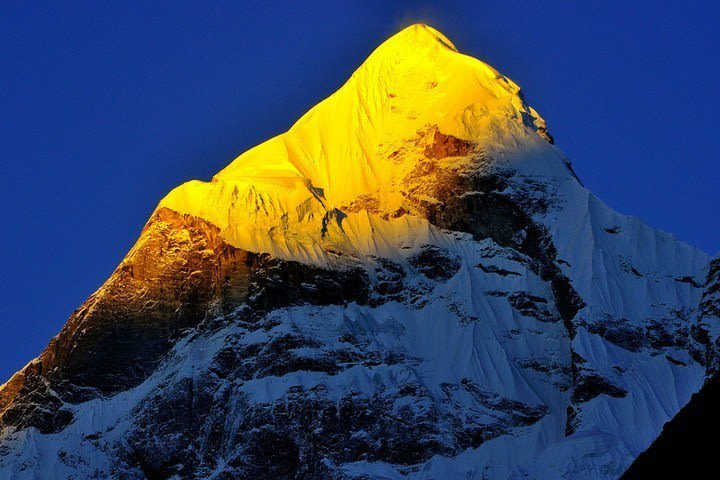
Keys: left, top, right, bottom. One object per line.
{"left": 210, "top": 332, "right": 386, "bottom": 382}
{"left": 475, "top": 263, "right": 521, "bottom": 276}
{"left": 517, "top": 359, "right": 571, "bottom": 378}
{"left": 423, "top": 126, "right": 476, "bottom": 159}
{"left": 244, "top": 256, "right": 369, "bottom": 313}
{"left": 0, "top": 365, "right": 73, "bottom": 434}
{"left": 565, "top": 405, "right": 578, "bottom": 436}
{"left": 675, "top": 275, "right": 703, "bottom": 288}
{"left": 508, "top": 292, "right": 559, "bottom": 323}
{"left": 665, "top": 356, "right": 687, "bottom": 366}
{"left": 370, "top": 257, "right": 407, "bottom": 305}
{"left": 618, "top": 256, "right": 643, "bottom": 278}
{"left": 402, "top": 165, "right": 584, "bottom": 336}
{"left": 0, "top": 208, "right": 370, "bottom": 434}
{"left": 536, "top": 125, "right": 554, "bottom": 144}
{"left": 700, "top": 258, "right": 720, "bottom": 319}
{"left": 447, "top": 301, "right": 480, "bottom": 324}
{"left": 409, "top": 246, "right": 460, "bottom": 281}
{"left": 120, "top": 375, "right": 543, "bottom": 478}
{"left": 571, "top": 373, "right": 627, "bottom": 404}
{"left": 586, "top": 318, "right": 645, "bottom": 353}
{"left": 584, "top": 314, "right": 709, "bottom": 366}
{"left": 450, "top": 378, "right": 548, "bottom": 449}
{"left": 486, "top": 290, "right": 508, "bottom": 297}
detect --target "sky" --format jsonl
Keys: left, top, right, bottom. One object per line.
{"left": 0, "top": 1, "right": 718, "bottom": 382}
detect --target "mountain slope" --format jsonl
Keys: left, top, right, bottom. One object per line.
{"left": 621, "top": 257, "right": 720, "bottom": 478}
{"left": 0, "top": 24, "right": 713, "bottom": 479}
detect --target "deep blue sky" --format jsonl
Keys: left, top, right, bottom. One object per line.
{"left": 0, "top": 1, "right": 718, "bottom": 381}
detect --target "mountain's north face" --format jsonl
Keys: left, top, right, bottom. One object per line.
{"left": 0, "top": 24, "right": 716, "bottom": 479}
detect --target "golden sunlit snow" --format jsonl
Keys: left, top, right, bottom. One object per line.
{"left": 160, "top": 24, "right": 555, "bottom": 264}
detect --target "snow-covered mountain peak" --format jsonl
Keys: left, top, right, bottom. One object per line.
{"left": 382, "top": 23, "right": 458, "bottom": 50}
{"left": 159, "top": 25, "right": 568, "bottom": 265}
{"left": 0, "top": 24, "right": 713, "bottom": 480}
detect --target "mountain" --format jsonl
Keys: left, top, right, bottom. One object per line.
{"left": 621, "top": 257, "right": 720, "bottom": 479}
{"left": 0, "top": 24, "right": 714, "bottom": 479}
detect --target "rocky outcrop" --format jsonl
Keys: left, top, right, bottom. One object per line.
{"left": 0, "top": 208, "right": 368, "bottom": 434}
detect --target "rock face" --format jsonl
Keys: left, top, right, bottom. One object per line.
{"left": 0, "top": 208, "right": 368, "bottom": 435}
{"left": 0, "top": 24, "right": 714, "bottom": 479}
{"left": 621, "top": 258, "right": 720, "bottom": 479}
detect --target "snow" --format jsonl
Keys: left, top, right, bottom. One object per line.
{"left": 1, "top": 218, "right": 708, "bottom": 477}
{"left": 158, "top": 24, "right": 565, "bottom": 266}
{"left": 0, "top": 23, "right": 713, "bottom": 479}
